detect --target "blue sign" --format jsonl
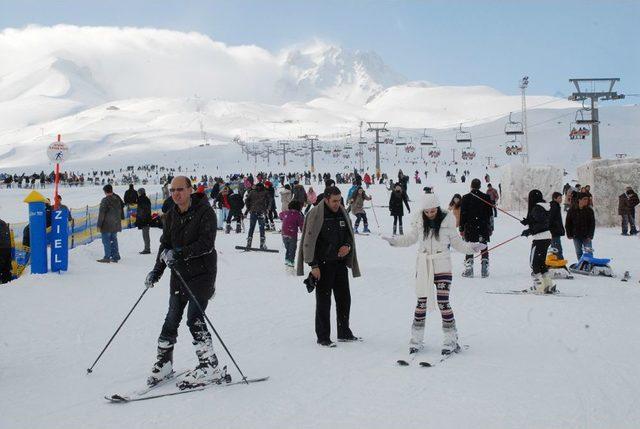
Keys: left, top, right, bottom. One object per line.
{"left": 27, "top": 201, "right": 48, "bottom": 274}
{"left": 50, "top": 209, "right": 69, "bottom": 272}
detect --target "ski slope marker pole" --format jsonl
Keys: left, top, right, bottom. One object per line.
{"left": 172, "top": 268, "right": 249, "bottom": 384}
{"left": 86, "top": 288, "right": 149, "bottom": 374}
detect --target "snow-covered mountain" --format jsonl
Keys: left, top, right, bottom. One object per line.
{"left": 1, "top": 25, "right": 635, "bottom": 170}
{"left": 276, "top": 42, "right": 408, "bottom": 104}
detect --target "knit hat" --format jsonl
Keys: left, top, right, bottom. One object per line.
{"left": 419, "top": 193, "right": 440, "bottom": 210}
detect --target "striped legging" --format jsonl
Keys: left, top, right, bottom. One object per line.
{"left": 412, "top": 273, "right": 455, "bottom": 331}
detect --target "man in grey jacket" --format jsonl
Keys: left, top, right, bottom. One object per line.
{"left": 297, "top": 186, "right": 361, "bottom": 347}
{"left": 97, "top": 184, "right": 123, "bottom": 263}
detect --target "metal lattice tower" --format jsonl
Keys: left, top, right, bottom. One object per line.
{"left": 299, "top": 134, "right": 319, "bottom": 172}
{"left": 568, "top": 78, "right": 625, "bottom": 159}
{"left": 366, "top": 122, "right": 388, "bottom": 177}
{"left": 519, "top": 77, "right": 529, "bottom": 164}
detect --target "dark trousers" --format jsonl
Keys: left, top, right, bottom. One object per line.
{"left": 550, "top": 236, "right": 564, "bottom": 260}
{"left": 354, "top": 212, "right": 368, "bottom": 228}
{"left": 315, "top": 262, "right": 353, "bottom": 342}
{"left": 159, "top": 289, "right": 211, "bottom": 344}
{"left": 530, "top": 239, "right": 551, "bottom": 275}
{"left": 392, "top": 215, "right": 403, "bottom": 227}
{"left": 248, "top": 212, "right": 265, "bottom": 241}
{"left": 282, "top": 236, "right": 297, "bottom": 262}
{"left": 0, "top": 248, "right": 12, "bottom": 284}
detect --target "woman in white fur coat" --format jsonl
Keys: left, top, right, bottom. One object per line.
{"left": 382, "top": 193, "right": 487, "bottom": 355}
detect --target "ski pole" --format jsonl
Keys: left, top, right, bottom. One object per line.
{"left": 369, "top": 199, "right": 380, "bottom": 229}
{"left": 469, "top": 192, "right": 521, "bottom": 223}
{"left": 87, "top": 288, "right": 149, "bottom": 374}
{"left": 172, "top": 268, "right": 249, "bottom": 384}
{"left": 473, "top": 233, "right": 521, "bottom": 259}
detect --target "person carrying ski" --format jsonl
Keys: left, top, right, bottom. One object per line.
{"left": 381, "top": 194, "right": 486, "bottom": 355}
{"left": 349, "top": 187, "right": 372, "bottom": 234}
{"left": 521, "top": 190, "right": 554, "bottom": 294}
{"left": 144, "top": 176, "right": 226, "bottom": 389}
{"left": 389, "top": 184, "right": 410, "bottom": 235}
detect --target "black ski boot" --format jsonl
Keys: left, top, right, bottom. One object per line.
{"left": 481, "top": 259, "right": 489, "bottom": 278}
{"left": 225, "top": 224, "right": 231, "bottom": 234}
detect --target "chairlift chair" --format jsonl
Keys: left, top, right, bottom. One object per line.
{"left": 504, "top": 112, "right": 524, "bottom": 136}
{"left": 456, "top": 123, "right": 472, "bottom": 143}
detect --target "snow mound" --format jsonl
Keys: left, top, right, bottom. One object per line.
{"left": 499, "top": 163, "right": 563, "bottom": 211}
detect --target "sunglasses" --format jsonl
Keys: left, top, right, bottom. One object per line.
{"left": 169, "top": 187, "right": 186, "bottom": 193}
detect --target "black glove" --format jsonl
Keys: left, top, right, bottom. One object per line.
{"left": 145, "top": 270, "right": 162, "bottom": 288}
{"left": 520, "top": 217, "right": 528, "bottom": 226}
{"left": 161, "top": 248, "right": 183, "bottom": 268}
{"left": 303, "top": 272, "right": 318, "bottom": 293}
{"left": 521, "top": 229, "right": 531, "bottom": 237}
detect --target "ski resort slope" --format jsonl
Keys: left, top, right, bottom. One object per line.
{"left": 1, "top": 179, "right": 640, "bottom": 429}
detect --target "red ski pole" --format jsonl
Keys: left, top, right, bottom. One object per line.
{"left": 469, "top": 191, "right": 522, "bottom": 223}
{"left": 474, "top": 233, "right": 521, "bottom": 259}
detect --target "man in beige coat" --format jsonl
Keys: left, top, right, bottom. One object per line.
{"left": 297, "top": 186, "right": 361, "bottom": 347}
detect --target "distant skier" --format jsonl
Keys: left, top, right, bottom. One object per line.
{"left": 382, "top": 194, "right": 486, "bottom": 355}
{"left": 144, "top": 176, "right": 225, "bottom": 389}
{"left": 389, "top": 184, "right": 410, "bottom": 235}
{"left": 349, "top": 187, "right": 372, "bottom": 234}
{"left": 244, "top": 182, "right": 270, "bottom": 249}
{"left": 520, "top": 190, "right": 554, "bottom": 294}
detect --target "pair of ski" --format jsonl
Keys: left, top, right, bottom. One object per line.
{"left": 397, "top": 345, "right": 469, "bottom": 367}
{"left": 485, "top": 290, "right": 583, "bottom": 298}
{"left": 105, "top": 369, "right": 269, "bottom": 403}
{"left": 235, "top": 245, "right": 279, "bottom": 253}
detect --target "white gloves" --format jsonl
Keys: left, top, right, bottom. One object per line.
{"left": 471, "top": 242, "right": 488, "bottom": 252}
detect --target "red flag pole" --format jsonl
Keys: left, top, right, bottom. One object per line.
{"left": 54, "top": 134, "right": 61, "bottom": 209}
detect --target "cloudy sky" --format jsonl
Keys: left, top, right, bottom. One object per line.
{"left": 0, "top": 0, "right": 638, "bottom": 97}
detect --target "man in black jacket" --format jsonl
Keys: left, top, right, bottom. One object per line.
{"left": 124, "top": 184, "right": 138, "bottom": 206}
{"left": 144, "top": 176, "right": 224, "bottom": 388}
{"left": 549, "top": 192, "right": 566, "bottom": 259}
{"left": 565, "top": 193, "right": 595, "bottom": 259}
{"left": 0, "top": 218, "right": 12, "bottom": 284}
{"left": 459, "top": 178, "right": 493, "bottom": 277}
{"left": 135, "top": 188, "right": 152, "bottom": 254}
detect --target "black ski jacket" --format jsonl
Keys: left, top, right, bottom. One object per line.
{"left": 549, "top": 200, "right": 565, "bottom": 237}
{"left": 565, "top": 206, "right": 595, "bottom": 240}
{"left": 459, "top": 189, "right": 493, "bottom": 242}
{"left": 152, "top": 193, "right": 217, "bottom": 298}
{"left": 389, "top": 191, "right": 410, "bottom": 216}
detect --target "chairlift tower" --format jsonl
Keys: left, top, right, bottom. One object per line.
{"left": 279, "top": 140, "right": 294, "bottom": 167}
{"left": 519, "top": 77, "right": 529, "bottom": 164}
{"left": 299, "top": 134, "right": 320, "bottom": 172}
{"left": 568, "top": 78, "right": 625, "bottom": 159}
{"left": 366, "top": 122, "right": 389, "bottom": 177}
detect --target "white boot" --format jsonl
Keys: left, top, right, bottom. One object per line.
{"left": 177, "top": 336, "right": 229, "bottom": 389}
{"left": 530, "top": 273, "right": 545, "bottom": 294}
{"left": 409, "top": 324, "right": 425, "bottom": 354}
{"left": 541, "top": 272, "right": 556, "bottom": 294}
{"left": 147, "top": 340, "right": 174, "bottom": 386}
{"left": 442, "top": 327, "right": 460, "bottom": 355}
{"left": 462, "top": 259, "right": 473, "bottom": 277}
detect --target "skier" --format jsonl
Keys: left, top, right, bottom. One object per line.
{"left": 279, "top": 200, "right": 305, "bottom": 267}
{"left": 213, "top": 186, "right": 231, "bottom": 231}
{"left": 381, "top": 194, "right": 486, "bottom": 355}
{"left": 244, "top": 182, "right": 270, "bottom": 249}
{"left": 349, "top": 187, "right": 372, "bottom": 234}
{"left": 520, "top": 190, "right": 554, "bottom": 293}
{"left": 264, "top": 181, "right": 277, "bottom": 231}
{"left": 389, "top": 184, "right": 410, "bottom": 235}
{"left": 459, "top": 179, "right": 493, "bottom": 277}
{"left": 144, "top": 176, "right": 226, "bottom": 388}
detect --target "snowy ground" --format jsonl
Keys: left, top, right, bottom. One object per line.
{"left": 1, "top": 177, "right": 640, "bottom": 429}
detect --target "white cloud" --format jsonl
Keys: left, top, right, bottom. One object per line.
{"left": 0, "top": 25, "right": 286, "bottom": 103}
